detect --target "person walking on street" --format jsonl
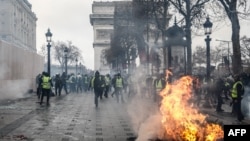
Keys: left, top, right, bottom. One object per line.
{"left": 231, "top": 74, "right": 245, "bottom": 122}
{"left": 114, "top": 73, "right": 124, "bottom": 103}
{"left": 39, "top": 72, "right": 53, "bottom": 106}
{"left": 104, "top": 74, "right": 111, "bottom": 98}
{"left": 215, "top": 78, "right": 225, "bottom": 112}
{"left": 152, "top": 73, "right": 166, "bottom": 105}
{"left": 36, "top": 73, "right": 43, "bottom": 99}
{"left": 89, "top": 71, "right": 102, "bottom": 108}
{"left": 100, "top": 75, "right": 106, "bottom": 99}
{"left": 111, "top": 74, "right": 117, "bottom": 97}
{"left": 83, "top": 74, "right": 89, "bottom": 92}
{"left": 69, "top": 73, "right": 76, "bottom": 93}
{"left": 54, "top": 73, "right": 62, "bottom": 96}
{"left": 76, "top": 73, "right": 83, "bottom": 94}
{"left": 60, "top": 72, "right": 69, "bottom": 94}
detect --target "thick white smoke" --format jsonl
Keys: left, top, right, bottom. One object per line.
{"left": 0, "top": 61, "right": 32, "bottom": 100}
{"left": 126, "top": 66, "right": 162, "bottom": 141}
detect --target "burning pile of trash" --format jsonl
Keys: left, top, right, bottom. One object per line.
{"left": 132, "top": 72, "right": 224, "bottom": 141}
{"left": 157, "top": 75, "right": 224, "bottom": 140}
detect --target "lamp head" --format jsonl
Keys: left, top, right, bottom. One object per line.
{"left": 203, "top": 16, "right": 213, "bottom": 35}
{"left": 45, "top": 28, "right": 53, "bottom": 43}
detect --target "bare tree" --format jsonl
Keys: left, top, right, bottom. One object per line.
{"left": 240, "top": 36, "right": 250, "bottom": 62}
{"left": 193, "top": 45, "right": 206, "bottom": 66}
{"left": 53, "top": 41, "right": 83, "bottom": 72}
{"left": 213, "top": 0, "right": 250, "bottom": 74}
{"left": 167, "top": 0, "right": 210, "bottom": 75}
{"left": 38, "top": 44, "right": 47, "bottom": 57}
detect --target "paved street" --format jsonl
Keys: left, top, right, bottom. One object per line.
{"left": 0, "top": 91, "right": 249, "bottom": 141}
{"left": 0, "top": 92, "right": 137, "bottom": 141}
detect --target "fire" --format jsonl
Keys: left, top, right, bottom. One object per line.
{"left": 158, "top": 73, "right": 224, "bottom": 141}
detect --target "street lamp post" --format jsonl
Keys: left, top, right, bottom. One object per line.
{"left": 75, "top": 58, "right": 78, "bottom": 74}
{"left": 45, "top": 28, "right": 53, "bottom": 76}
{"left": 64, "top": 47, "right": 68, "bottom": 76}
{"left": 203, "top": 16, "right": 213, "bottom": 83}
{"left": 79, "top": 62, "right": 82, "bottom": 74}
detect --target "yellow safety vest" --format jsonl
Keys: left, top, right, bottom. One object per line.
{"left": 105, "top": 76, "right": 110, "bottom": 86}
{"left": 91, "top": 77, "right": 95, "bottom": 88}
{"left": 231, "top": 81, "right": 243, "bottom": 98}
{"left": 42, "top": 76, "right": 51, "bottom": 89}
{"left": 116, "top": 78, "right": 123, "bottom": 88}
{"left": 155, "top": 79, "right": 163, "bottom": 92}
{"left": 84, "top": 76, "right": 88, "bottom": 83}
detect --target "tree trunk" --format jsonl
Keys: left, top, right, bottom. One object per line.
{"left": 231, "top": 12, "right": 242, "bottom": 74}
{"left": 185, "top": 0, "right": 192, "bottom": 75}
{"left": 219, "top": 0, "right": 242, "bottom": 74}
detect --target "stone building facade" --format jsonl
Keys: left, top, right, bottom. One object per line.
{"left": 0, "top": 0, "right": 44, "bottom": 96}
{"left": 0, "top": 0, "right": 37, "bottom": 52}
{"left": 90, "top": 1, "right": 114, "bottom": 74}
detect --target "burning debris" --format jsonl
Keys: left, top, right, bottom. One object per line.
{"left": 156, "top": 74, "right": 224, "bottom": 141}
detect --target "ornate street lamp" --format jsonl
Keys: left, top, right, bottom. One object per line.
{"left": 45, "top": 28, "right": 52, "bottom": 76}
{"left": 64, "top": 47, "right": 68, "bottom": 75}
{"left": 203, "top": 16, "right": 213, "bottom": 82}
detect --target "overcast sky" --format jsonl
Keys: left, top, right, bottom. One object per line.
{"left": 28, "top": 0, "right": 250, "bottom": 70}
{"left": 29, "top": 0, "right": 98, "bottom": 70}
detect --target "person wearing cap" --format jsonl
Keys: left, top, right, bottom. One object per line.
{"left": 231, "top": 73, "right": 245, "bottom": 122}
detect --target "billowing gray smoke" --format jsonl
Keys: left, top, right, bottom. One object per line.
{"left": 126, "top": 66, "right": 163, "bottom": 141}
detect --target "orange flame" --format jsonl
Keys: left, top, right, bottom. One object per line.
{"left": 158, "top": 72, "right": 224, "bottom": 141}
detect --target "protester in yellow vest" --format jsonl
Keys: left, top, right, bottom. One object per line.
{"left": 114, "top": 73, "right": 124, "bottom": 103}
{"left": 104, "top": 74, "right": 111, "bottom": 98}
{"left": 153, "top": 73, "right": 166, "bottom": 104}
{"left": 39, "top": 72, "right": 53, "bottom": 106}
{"left": 231, "top": 74, "right": 245, "bottom": 122}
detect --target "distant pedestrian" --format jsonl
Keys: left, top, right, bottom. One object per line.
{"left": 54, "top": 73, "right": 62, "bottom": 96}
{"left": 114, "top": 73, "right": 125, "bottom": 103}
{"left": 192, "top": 75, "right": 202, "bottom": 107}
{"left": 111, "top": 74, "right": 117, "bottom": 97}
{"left": 89, "top": 71, "right": 102, "bottom": 108}
{"left": 76, "top": 73, "right": 83, "bottom": 93}
{"left": 152, "top": 73, "right": 166, "bottom": 104}
{"left": 36, "top": 73, "right": 43, "bottom": 99}
{"left": 39, "top": 72, "right": 53, "bottom": 106}
{"left": 100, "top": 75, "right": 106, "bottom": 99}
{"left": 215, "top": 78, "right": 225, "bottom": 112}
{"left": 104, "top": 74, "right": 111, "bottom": 98}
{"left": 83, "top": 74, "right": 89, "bottom": 92}
{"left": 60, "top": 72, "right": 69, "bottom": 94}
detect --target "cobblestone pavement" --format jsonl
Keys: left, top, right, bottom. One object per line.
{"left": 0, "top": 92, "right": 136, "bottom": 141}
{"left": 0, "top": 91, "right": 249, "bottom": 141}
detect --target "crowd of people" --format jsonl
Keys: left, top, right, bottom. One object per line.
{"left": 35, "top": 70, "right": 250, "bottom": 122}
{"left": 192, "top": 72, "right": 249, "bottom": 123}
